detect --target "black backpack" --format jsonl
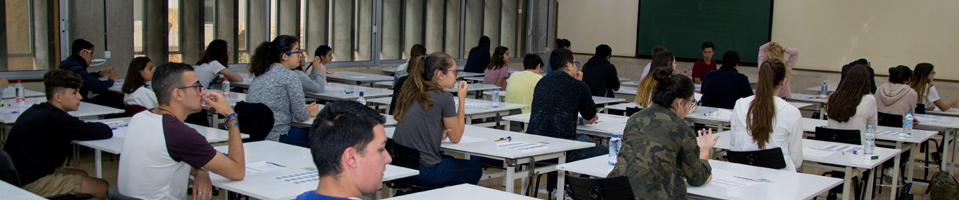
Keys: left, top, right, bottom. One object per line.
{"left": 925, "top": 171, "right": 959, "bottom": 200}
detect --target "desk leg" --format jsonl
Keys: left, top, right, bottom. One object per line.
{"left": 842, "top": 167, "right": 853, "bottom": 200}
{"left": 951, "top": 129, "right": 956, "bottom": 175}
{"left": 818, "top": 103, "right": 825, "bottom": 119}
{"left": 466, "top": 116, "right": 473, "bottom": 125}
{"left": 505, "top": 160, "right": 515, "bottom": 194}
{"left": 95, "top": 149, "right": 103, "bottom": 178}
{"left": 716, "top": 123, "right": 725, "bottom": 132}
{"left": 943, "top": 130, "right": 953, "bottom": 173}
{"left": 866, "top": 166, "right": 876, "bottom": 200}
{"left": 557, "top": 154, "right": 567, "bottom": 200}
{"left": 210, "top": 109, "right": 219, "bottom": 128}
{"left": 908, "top": 143, "right": 916, "bottom": 183}
{"left": 891, "top": 146, "right": 901, "bottom": 200}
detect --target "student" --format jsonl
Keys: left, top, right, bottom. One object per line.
{"left": 296, "top": 101, "right": 390, "bottom": 200}
{"left": 527, "top": 48, "right": 606, "bottom": 161}
{"left": 59, "top": 39, "right": 119, "bottom": 103}
{"left": 608, "top": 67, "right": 716, "bottom": 199}
{"left": 505, "top": 54, "right": 544, "bottom": 113}
{"left": 295, "top": 50, "right": 324, "bottom": 93}
{"left": 307, "top": 45, "right": 333, "bottom": 84}
{"left": 195, "top": 39, "right": 244, "bottom": 89}
{"left": 247, "top": 35, "right": 321, "bottom": 147}
{"left": 910, "top": 63, "right": 957, "bottom": 111}
{"left": 3, "top": 70, "right": 116, "bottom": 199}
{"left": 876, "top": 65, "right": 918, "bottom": 115}
{"left": 483, "top": 46, "right": 511, "bottom": 89}
{"left": 757, "top": 41, "right": 798, "bottom": 98}
{"left": 545, "top": 38, "right": 570, "bottom": 74}
{"left": 691, "top": 42, "right": 716, "bottom": 84}
{"left": 839, "top": 59, "right": 876, "bottom": 93}
{"left": 729, "top": 59, "right": 803, "bottom": 171}
{"left": 118, "top": 63, "right": 245, "bottom": 199}
{"left": 700, "top": 51, "right": 753, "bottom": 109}
{"left": 392, "top": 52, "right": 482, "bottom": 186}
{"left": 393, "top": 44, "right": 427, "bottom": 86}
{"left": 827, "top": 65, "right": 878, "bottom": 137}
{"left": 582, "top": 44, "right": 621, "bottom": 97}
{"left": 637, "top": 46, "right": 667, "bottom": 84}
{"left": 389, "top": 45, "right": 428, "bottom": 114}
{"left": 462, "top": 36, "right": 491, "bottom": 73}
{"left": 635, "top": 50, "right": 676, "bottom": 107}
{"left": 121, "top": 57, "right": 158, "bottom": 109}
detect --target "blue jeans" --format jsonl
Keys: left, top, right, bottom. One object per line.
{"left": 417, "top": 155, "right": 482, "bottom": 186}
{"left": 279, "top": 127, "right": 310, "bottom": 148}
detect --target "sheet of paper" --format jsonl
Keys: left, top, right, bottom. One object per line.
{"left": 803, "top": 147, "right": 837, "bottom": 157}
{"left": 496, "top": 141, "right": 549, "bottom": 152}
{"left": 111, "top": 127, "right": 127, "bottom": 138}
{"left": 274, "top": 167, "right": 319, "bottom": 184}
{"left": 822, "top": 144, "right": 861, "bottom": 152}
{"left": 875, "top": 130, "right": 901, "bottom": 137}
{"left": 0, "top": 106, "right": 21, "bottom": 113}
{"left": 101, "top": 120, "right": 127, "bottom": 128}
{"left": 709, "top": 176, "right": 765, "bottom": 189}
{"left": 246, "top": 161, "right": 288, "bottom": 175}
{"left": 442, "top": 135, "right": 487, "bottom": 144}
{"left": 710, "top": 169, "right": 735, "bottom": 179}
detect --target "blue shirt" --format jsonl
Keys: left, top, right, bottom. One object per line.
{"left": 295, "top": 191, "right": 357, "bottom": 200}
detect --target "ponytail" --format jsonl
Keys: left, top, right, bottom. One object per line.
{"left": 250, "top": 35, "right": 298, "bottom": 76}
{"left": 394, "top": 52, "right": 454, "bottom": 121}
{"left": 748, "top": 59, "right": 787, "bottom": 148}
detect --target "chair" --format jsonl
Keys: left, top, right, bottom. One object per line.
{"left": 813, "top": 127, "right": 861, "bottom": 145}
{"left": 878, "top": 112, "right": 904, "bottom": 128}
{"left": 384, "top": 139, "right": 447, "bottom": 195}
{"left": 726, "top": 147, "right": 787, "bottom": 170}
{"left": 234, "top": 102, "right": 274, "bottom": 142}
{"left": 1, "top": 149, "right": 92, "bottom": 200}
{"left": 125, "top": 104, "right": 148, "bottom": 117}
{"left": 914, "top": 104, "right": 926, "bottom": 114}
{"left": 565, "top": 174, "right": 634, "bottom": 200}
{"left": 625, "top": 106, "right": 642, "bottom": 116}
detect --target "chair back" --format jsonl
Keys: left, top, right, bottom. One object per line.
{"left": 915, "top": 104, "right": 926, "bottom": 114}
{"left": 386, "top": 139, "right": 421, "bottom": 170}
{"left": 235, "top": 102, "right": 275, "bottom": 142}
{"left": 727, "top": 147, "right": 787, "bottom": 170}
{"left": 0, "top": 149, "right": 21, "bottom": 187}
{"left": 125, "top": 104, "right": 148, "bottom": 117}
{"left": 878, "top": 112, "right": 904, "bottom": 128}
{"left": 813, "top": 127, "right": 861, "bottom": 145}
{"left": 625, "top": 106, "right": 642, "bottom": 116}
{"left": 565, "top": 174, "right": 635, "bottom": 200}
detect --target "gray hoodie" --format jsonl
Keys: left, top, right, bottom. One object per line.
{"left": 875, "top": 83, "right": 917, "bottom": 115}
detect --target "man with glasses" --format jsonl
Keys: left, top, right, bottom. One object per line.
{"left": 118, "top": 63, "right": 246, "bottom": 199}
{"left": 58, "top": 39, "right": 120, "bottom": 106}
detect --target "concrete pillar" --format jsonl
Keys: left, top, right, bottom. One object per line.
{"left": 70, "top": 0, "right": 135, "bottom": 75}
{"left": 403, "top": 0, "right": 424, "bottom": 57}
{"left": 277, "top": 0, "right": 299, "bottom": 37}
{"left": 0, "top": 0, "right": 8, "bottom": 71}
{"left": 357, "top": 0, "right": 372, "bottom": 61}
{"left": 444, "top": 0, "right": 460, "bottom": 57}
{"left": 248, "top": 0, "right": 268, "bottom": 50}
{"left": 181, "top": 0, "right": 202, "bottom": 64}
{"left": 484, "top": 0, "right": 500, "bottom": 48}
{"left": 305, "top": 0, "right": 328, "bottom": 62}
{"left": 464, "top": 0, "right": 483, "bottom": 59}
{"left": 530, "top": 0, "right": 550, "bottom": 53}
{"left": 33, "top": 0, "right": 50, "bottom": 69}
{"left": 381, "top": 0, "right": 400, "bottom": 60}
{"left": 331, "top": 0, "right": 351, "bottom": 61}
{"left": 145, "top": 0, "right": 169, "bottom": 65}
{"left": 501, "top": 0, "right": 516, "bottom": 57}
{"left": 216, "top": 0, "right": 237, "bottom": 64}
{"left": 425, "top": 0, "right": 443, "bottom": 55}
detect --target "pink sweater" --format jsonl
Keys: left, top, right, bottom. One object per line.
{"left": 758, "top": 43, "right": 799, "bottom": 98}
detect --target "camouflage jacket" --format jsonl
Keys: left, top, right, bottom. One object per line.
{"left": 608, "top": 106, "right": 712, "bottom": 199}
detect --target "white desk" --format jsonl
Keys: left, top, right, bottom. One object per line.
{"left": 383, "top": 184, "right": 538, "bottom": 200}
{"left": 1, "top": 87, "right": 45, "bottom": 99}
{"left": 374, "top": 81, "right": 394, "bottom": 88}
{"left": 210, "top": 141, "right": 418, "bottom": 200}
{"left": 385, "top": 125, "right": 595, "bottom": 200}
{"left": 448, "top": 83, "right": 500, "bottom": 94}
{"left": 292, "top": 112, "right": 398, "bottom": 128}
{"left": 622, "top": 80, "right": 641, "bottom": 87}
{"left": 0, "top": 97, "right": 125, "bottom": 124}
{"left": 305, "top": 83, "right": 393, "bottom": 101}
{"left": 365, "top": 97, "right": 527, "bottom": 126}
{"left": 0, "top": 180, "right": 45, "bottom": 199}
{"left": 807, "top": 85, "right": 838, "bottom": 94}
{"left": 326, "top": 71, "right": 395, "bottom": 87}
{"left": 458, "top": 71, "right": 485, "bottom": 78}
{"left": 613, "top": 86, "right": 637, "bottom": 97}
{"left": 556, "top": 156, "right": 843, "bottom": 200}
{"left": 463, "top": 76, "right": 485, "bottom": 83}
{"left": 502, "top": 113, "right": 628, "bottom": 138}
{"left": 905, "top": 114, "right": 959, "bottom": 175}
{"left": 591, "top": 96, "right": 627, "bottom": 107}
{"left": 74, "top": 117, "right": 250, "bottom": 178}
{"left": 382, "top": 67, "right": 400, "bottom": 74}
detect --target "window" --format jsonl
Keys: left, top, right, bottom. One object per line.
{"left": 168, "top": 0, "right": 181, "bottom": 62}
{"left": 236, "top": 0, "right": 249, "bottom": 63}
{"left": 5, "top": 0, "right": 37, "bottom": 71}
{"left": 203, "top": 0, "right": 216, "bottom": 47}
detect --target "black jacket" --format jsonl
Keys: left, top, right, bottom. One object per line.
{"left": 462, "top": 48, "right": 490, "bottom": 73}
{"left": 527, "top": 70, "right": 597, "bottom": 140}
{"left": 59, "top": 55, "right": 115, "bottom": 100}
{"left": 389, "top": 76, "right": 409, "bottom": 115}
{"left": 700, "top": 67, "right": 754, "bottom": 109}
{"left": 581, "top": 56, "right": 621, "bottom": 97}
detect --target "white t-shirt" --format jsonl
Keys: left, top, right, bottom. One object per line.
{"left": 118, "top": 112, "right": 217, "bottom": 200}
{"left": 923, "top": 85, "right": 941, "bottom": 106}
{"left": 123, "top": 86, "right": 158, "bottom": 109}
{"left": 638, "top": 62, "right": 652, "bottom": 83}
{"left": 194, "top": 61, "right": 227, "bottom": 88}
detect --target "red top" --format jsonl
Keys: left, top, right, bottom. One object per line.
{"left": 691, "top": 58, "right": 717, "bottom": 80}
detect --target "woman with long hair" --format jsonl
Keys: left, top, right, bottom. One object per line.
{"left": 729, "top": 59, "right": 803, "bottom": 171}
{"left": 195, "top": 39, "right": 244, "bottom": 89}
{"left": 876, "top": 65, "right": 917, "bottom": 115}
{"left": 121, "top": 57, "right": 157, "bottom": 108}
{"left": 910, "top": 63, "right": 957, "bottom": 111}
{"left": 462, "top": 36, "right": 491, "bottom": 73}
{"left": 393, "top": 44, "right": 427, "bottom": 85}
{"left": 827, "top": 65, "right": 878, "bottom": 135}
{"left": 392, "top": 52, "right": 482, "bottom": 186}
{"left": 757, "top": 41, "right": 799, "bottom": 98}
{"left": 483, "top": 46, "right": 511, "bottom": 88}
{"left": 389, "top": 45, "right": 427, "bottom": 114}
{"left": 246, "top": 35, "right": 320, "bottom": 147}
{"left": 306, "top": 45, "right": 333, "bottom": 84}
{"left": 635, "top": 50, "right": 676, "bottom": 107}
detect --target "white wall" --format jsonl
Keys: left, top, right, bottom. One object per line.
{"left": 556, "top": 0, "right": 638, "bottom": 57}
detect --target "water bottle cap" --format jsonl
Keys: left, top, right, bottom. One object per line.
{"left": 867, "top": 125, "right": 873, "bottom": 128}
{"left": 907, "top": 110, "right": 912, "bottom": 114}
{"left": 224, "top": 78, "right": 228, "bottom": 81}
{"left": 359, "top": 91, "right": 364, "bottom": 96}
{"left": 16, "top": 80, "right": 20, "bottom": 83}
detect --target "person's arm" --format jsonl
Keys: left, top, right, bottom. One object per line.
{"left": 217, "top": 69, "right": 244, "bottom": 83}
{"left": 692, "top": 62, "right": 704, "bottom": 84}
{"left": 296, "top": 71, "right": 324, "bottom": 93}
{"left": 608, "top": 65, "right": 621, "bottom": 91}
{"left": 784, "top": 47, "right": 799, "bottom": 69}
{"left": 758, "top": 42, "right": 770, "bottom": 64}
{"left": 442, "top": 81, "right": 469, "bottom": 143}
{"left": 576, "top": 83, "right": 598, "bottom": 121}
{"left": 286, "top": 73, "right": 312, "bottom": 121}
{"left": 75, "top": 68, "right": 115, "bottom": 92}
{"left": 933, "top": 99, "right": 957, "bottom": 111}
{"left": 192, "top": 169, "right": 213, "bottom": 200}
{"left": 684, "top": 127, "right": 715, "bottom": 186}
{"left": 741, "top": 76, "right": 754, "bottom": 98}
{"left": 60, "top": 114, "right": 113, "bottom": 141}
{"left": 200, "top": 92, "right": 245, "bottom": 181}
{"left": 866, "top": 96, "right": 879, "bottom": 128}
{"left": 0, "top": 77, "right": 8, "bottom": 88}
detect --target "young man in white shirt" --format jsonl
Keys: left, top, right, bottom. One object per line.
{"left": 117, "top": 63, "right": 245, "bottom": 200}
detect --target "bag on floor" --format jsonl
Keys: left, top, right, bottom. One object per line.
{"left": 925, "top": 171, "right": 959, "bottom": 200}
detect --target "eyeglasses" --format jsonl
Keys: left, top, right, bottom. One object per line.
{"left": 931, "top": 71, "right": 937, "bottom": 75}
{"left": 284, "top": 51, "right": 303, "bottom": 57}
{"left": 83, "top": 49, "right": 93, "bottom": 54}
{"left": 443, "top": 70, "right": 459, "bottom": 77}
{"left": 177, "top": 81, "right": 204, "bottom": 93}
{"left": 575, "top": 61, "right": 581, "bottom": 67}
{"left": 687, "top": 98, "right": 700, "bottom": 114}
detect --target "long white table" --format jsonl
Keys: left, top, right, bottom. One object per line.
{"left": 0, "top": 180, "right": 45, "bottom": 199}
{"left": 1, "top": 87, "right": 45, "bottom": 99}
{"left": 305, "top": 83, "right": 393, "bottom": 101}
{"left": 366, "top": 97, "right": 528, "bottom": 127}
{"left": 382, "top": 184, "right": 539, "bottom": 200}
{"left": 903, "top": 113, "right": 959, "bottom": 175}
{"left": 385, "top": 125, "right": 595, "bottom": 200}
{"left": 613, "top": 86, "right": 637, "bottom": 97}
{"left": 326, "top": 71, "right": 395, "bottom": 87}
{"left": 74, "top": 117, "right": 250, "bottom": 178}
{"left": 209, "top": 141, "right": 418, "bottom": 200}
{"left": 0, "top": 97, "right": 125, "bottom": 124}
{"left": 502, "top": 113, "right": 628, "bottom": 138}
{"left": 807, "top": 85, "right": 838, "bottom": 94}
{"left": 292, "top": 112, "right": 398, "bottom": 128}
{"left": 556, "top": 156, "right": 843, "bottom": 200}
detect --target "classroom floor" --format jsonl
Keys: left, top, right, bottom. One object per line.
{"left": 69, "top": 146, "right": 949, "bottom": 200}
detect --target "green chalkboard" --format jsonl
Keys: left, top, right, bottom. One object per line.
{"left": 635, "top": 0, "right": 773, "bottom": 64}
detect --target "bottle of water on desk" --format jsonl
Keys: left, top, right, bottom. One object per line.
{"left": 491, "top": 88, "right": 500, "bottom": 108}
{"left": 609, "top": 132, "right": 622, "bottom": 166}
{"left": 864, "top": 125, "right": 876, "bottom": 157}
{"left": 357, "top": 91, "right": 367, "bottom": 105}
{"left": 902, "top": 110, "right": 914, "bottom": 137}
{"left": 819, "top": 80, "right": 828, "bottom": 99}
{"left": 221, "top": 78, "right": 231, "bottom": 97}
{"left": 15, "top": 80, "right": 25, "bottom": 107}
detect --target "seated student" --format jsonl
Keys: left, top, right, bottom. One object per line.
{"left": 691, "top": 41, "right": 716, "bottom": 84}
{"left": 827, "top": 65, "right": 879, "bottom": 135}
{"left": 247, "top": 35, "right": 321, "bottom": 147}
{"left": 59, "top": 39, "right": 119, "bottom": 105}
{"left": 758, "top": 41, "right": 798, "bottom": 98}
{"left": 393, "top": 52, "right": 482, "bottom": 186}
{"left": 483, "top": 46, "right": 511, "bottom": 89}
{"left": 911, "top": 63, "right": 957, "bottom": 111}
{"left": 582, "top": 44, "right": 621, "bottom": 98}
{"left": 504, "top": 54, "right": 544, "bottom": 113}
{"left": 700, "top": 51, "right": 753, "bottom": 109}
{"left": 307, "top": 45, "right": 333, "bottom": 84}
{"left": 527, "top": 48, "right": 607, "bottom": 161}
{"left": 729, "top": 59, "right": 803, "bottom": 171}
{"left": 296, "top": 101, "right": 390, "bottom": 200}
{"left": 637, "top": 46, "right": 667, "bottom": 84}
{"left": 121, "top": 57, "right": 158, "bottom": 109}
{"left": 545, "top": 38, "right": 570, "bottom": 74}
{"left": 3, "top": 69, "right": 117, "bottom": 199}
{"left": 839, "top": 58, "right": 876, "bottom": 93}
{"left": 195, "top": 39, "right": 244, "bottom": 89}
{"left": 389, "top": 57, "right": 425, "bottom": 115}
{"left": 295, "top": 49, "right": 324, "bottom": 93}
{"left": 393, "top": 44, "right": 426, "bottom": 86}
{"left": 877, "top": 65, "right": 918, "bottom": 115}
{"left": 118, "top": 62, "right": 246, "bottom": 199}
{"left": 462, "top": 36, "right": 491, "bottom": 73}
{"left": 608, "top": 67, "right": 716, "bottom": 199}
{"left": 635, "top": 50, "right": 676, "bottom": 107}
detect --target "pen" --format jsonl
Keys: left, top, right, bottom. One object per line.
{"left": 266, "top": 162, "right": 286, "bottom": 168}
{"left": 496, "top": 136, "right": 511, "bottom": 142}
{"left": 735, "top": 176, "right": 760, "bottom": 182}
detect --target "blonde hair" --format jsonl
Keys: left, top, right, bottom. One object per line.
{"left": 765, "top": 43, "right": 785, "bottom": 62}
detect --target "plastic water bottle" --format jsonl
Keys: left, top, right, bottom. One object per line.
{"left": 491, "top": 88, "right": 500, "bottom": 108}
{"left": 609, "top": 132, "right": 622, "bottom": 166}
{"left": 221, "top": 78, "right": 231, "bottom": 97}
{"left": 819, "top": 80, "right": 828, "bottom": 99}
{"left": 864, "top": 125, "right": 876, "bottom": 157}
{"left": 15, "top": 80, "right": 25, "bottom": 107}
{"left": 902, "top": 110, "right": 914, "bottom": 137}
{"left": 357, "top": 91, "right": 367, "bottom": 105}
